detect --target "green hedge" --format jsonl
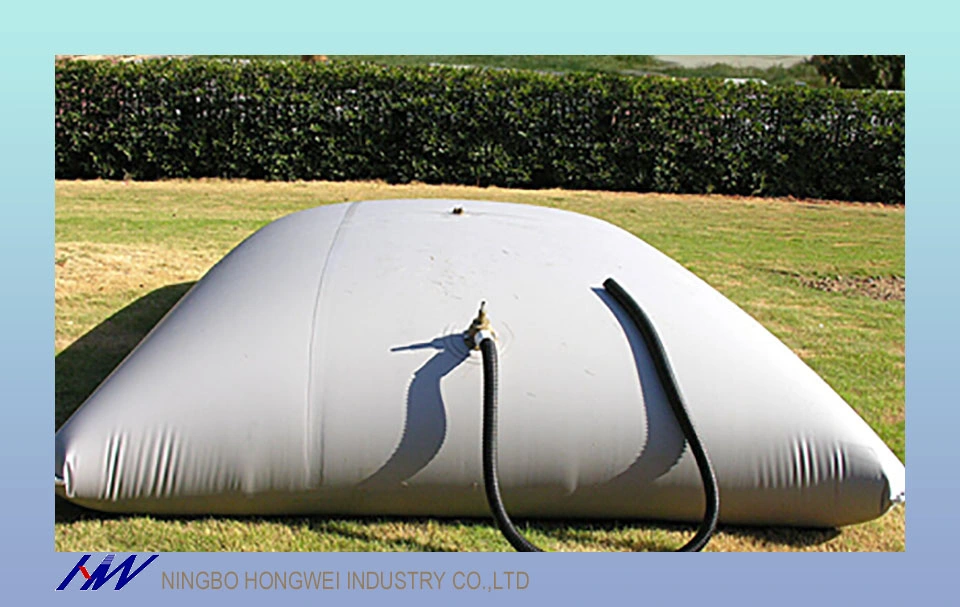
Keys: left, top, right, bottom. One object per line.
{"left": 55, "top": 58, "right": 905, "bottom": 203}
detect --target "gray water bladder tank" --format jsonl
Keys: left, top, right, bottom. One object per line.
{"left": 55, "top": 199, "right": 905, "bottom": 527}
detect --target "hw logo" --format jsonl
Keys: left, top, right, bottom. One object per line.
{"left": 56, "top": 554, "right": 159, "bottom": 590}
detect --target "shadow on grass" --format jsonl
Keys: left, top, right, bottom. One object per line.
{"left": 719, "top": 524, "right": 840, "bottom": 548}
{"left": 296, "top": 517, "right": 683, "bottom": 552}
{"left": 503, "top": 519, "right": 838, "bottom": 551}
{"left": 57, "top": 499, "right": 841, "bottom": 551}
{"left": 55, "top": 282, "right": 196, "bottom": 431}
{"left": 54, "top": 281, "right": 841, "bottom": 550}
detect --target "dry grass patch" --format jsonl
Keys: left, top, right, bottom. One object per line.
{"left": 55, "top": 242, "right": 220, "bottom": 295}
{"left": 55, "top": 243, "right": 223, "bottom": 352}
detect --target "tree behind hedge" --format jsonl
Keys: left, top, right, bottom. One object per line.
{"left": 808, "top": 55, "right": 905, "bottom": 91}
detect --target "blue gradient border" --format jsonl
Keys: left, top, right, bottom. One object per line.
{"left": 0, "top": 2, "right": 947, "bottom": 604}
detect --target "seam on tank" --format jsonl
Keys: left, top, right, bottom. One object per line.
{"left": 305, "top": 201, "right": 361, "bottom": 488}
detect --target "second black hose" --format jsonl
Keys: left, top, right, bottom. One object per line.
{"left": 479, "top": 277, "right": 720, "bottom": 552}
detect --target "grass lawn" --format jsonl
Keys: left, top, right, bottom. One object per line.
{"left": 55, "top": 179, "right": 904, "bottom": 551}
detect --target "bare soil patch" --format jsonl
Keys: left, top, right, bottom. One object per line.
{"left": 800, "top": 274, "right": 904, "bottom": 302}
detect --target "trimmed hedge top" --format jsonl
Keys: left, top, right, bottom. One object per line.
{"left": 55, "top": 58, "right": 904, "bottom": 203}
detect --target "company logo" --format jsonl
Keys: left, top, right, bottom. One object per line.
{"left": 57, "top": 554, "right": 159, "bottom": 591}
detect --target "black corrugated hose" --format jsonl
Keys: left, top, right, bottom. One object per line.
{"left": 479, "top": 277, "right": 720, "bottom": 552}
